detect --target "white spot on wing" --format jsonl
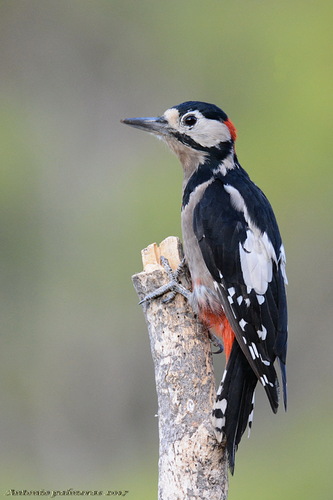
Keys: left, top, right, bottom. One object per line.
{"left": 239, "top": 318, "right": 247, "bottom": 330}
{"left": 260, "top": 374, "right": 274, "bottom": 388}
{"left": 257, "top": 325, "right": 267, "bottom": 341}
{"left": 259, "top": 354, "right": 271, "bottom": 366}
{"left": 251, "top": 342, "right": 259, "bottom": 358}
{"left": 249, "top": 345, "right": 256, "bottom": 360}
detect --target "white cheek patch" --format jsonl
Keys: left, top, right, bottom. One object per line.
{"left": 187, "top": 114, "right": 231, "bottom": 148}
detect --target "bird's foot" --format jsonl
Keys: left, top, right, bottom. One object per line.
{"left": 139, "top": 256, "right": 191, "bottom": 304}
{"left": 208, "top": 331, "right": 224, "bottom": 354}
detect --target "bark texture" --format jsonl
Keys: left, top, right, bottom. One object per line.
{"left": 132, "top": 236, "right": 228, "bottom": 500}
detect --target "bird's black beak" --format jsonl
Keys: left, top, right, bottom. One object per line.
{"left": 121, "top": 116, "right": 170, "bottom": 137}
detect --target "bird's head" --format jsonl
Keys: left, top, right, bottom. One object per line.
{"left": 122, "top": 101, "right": 237, "bottom": 172}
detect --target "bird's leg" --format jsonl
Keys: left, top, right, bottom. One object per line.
{"left": 139, "top": 256, "right": 191, "bottom": 305}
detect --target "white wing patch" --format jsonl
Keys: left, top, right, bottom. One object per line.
{"left": 239, "top": 229, "right": 277, "bottom": 294}
{"left": 224, "top": 183, "right": 278, "bottom": 295}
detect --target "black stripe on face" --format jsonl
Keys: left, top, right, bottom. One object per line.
{"left": 172, "top": 130, "right": 233, "bottom": 157}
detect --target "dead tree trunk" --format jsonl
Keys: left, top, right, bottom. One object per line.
{"left": 132, "top": 236, "right": 228, "bottom": 500}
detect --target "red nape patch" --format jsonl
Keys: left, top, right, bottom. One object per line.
{"left": 199, "top": 309, "right": 235, "bottom": 361}
{"left": 224, "top": 119, "right": 237, "bottom": 142}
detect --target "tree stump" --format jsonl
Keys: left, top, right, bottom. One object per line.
{"left": 132, "top": 236, "right": 228, "bottom": 500}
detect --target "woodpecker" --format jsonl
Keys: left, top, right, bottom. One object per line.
{"left": 122, "top": 101, "right": 288, "bottom": 473}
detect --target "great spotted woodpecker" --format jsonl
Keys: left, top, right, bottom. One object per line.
{"left": 122, "top": 101, "right": 288, "bottom": 473}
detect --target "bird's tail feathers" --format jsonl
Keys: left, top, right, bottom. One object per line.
{"left": 212, "top": 342, "right": 258, "bottom": 474}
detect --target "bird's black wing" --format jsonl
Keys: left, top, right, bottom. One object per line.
{"left": 193, "top": 173, "right": 288, "bottom": 410}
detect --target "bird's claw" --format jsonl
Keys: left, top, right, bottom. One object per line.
{"left": 139, "top": 256, "right": 191, "bottom": 305}
{"left": 209, "top": 332, "right": 224, "bottom": 354}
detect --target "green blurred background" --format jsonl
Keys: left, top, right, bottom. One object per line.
{"left": 0, "top": 1, "right": 332, "bottom": 498}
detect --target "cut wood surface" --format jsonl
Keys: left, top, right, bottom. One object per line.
{"left": 132, "top": 236, "right": 228, "bottom": 500}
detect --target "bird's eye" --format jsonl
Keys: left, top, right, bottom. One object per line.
{"left": 183, "top": 114, "right": 197, "bottom": 127}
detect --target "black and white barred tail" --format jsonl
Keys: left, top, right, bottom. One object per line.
{"left": 212, "top": 341, "right": 258, "bottom": 474}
